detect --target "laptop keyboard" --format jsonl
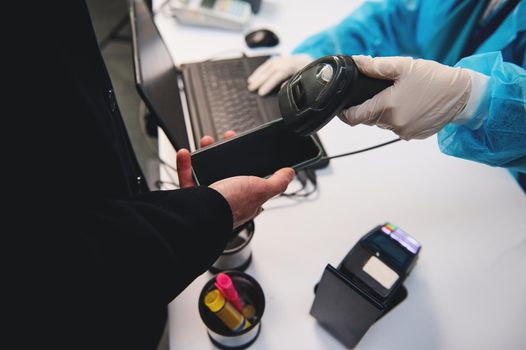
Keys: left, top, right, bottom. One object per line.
{"left": 199, "top": 60, "right": 266, "bottom": 136}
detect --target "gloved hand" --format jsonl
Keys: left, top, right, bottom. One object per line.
{"left": 340, "top": 55, "right": 473, "bottom": 140}
{"left": 247, "top": 54, "right": 313, "bottom": 96}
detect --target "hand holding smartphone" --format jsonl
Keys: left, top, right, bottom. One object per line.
{"left": 191, "top": 121, "right": 323, "bottom": 186}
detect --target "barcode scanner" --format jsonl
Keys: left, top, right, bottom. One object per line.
{"left": 278, "top": 55, "right": 393, "bottom": 136}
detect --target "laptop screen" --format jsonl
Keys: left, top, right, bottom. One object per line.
{"left": 131, "top": 0, "right": 191, "bottom": 150}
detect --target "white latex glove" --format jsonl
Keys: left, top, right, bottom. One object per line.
{"left": 247, "top": 54, "right": 313, "bottom": 96}
{"left": 340, "top": 55, "right": 472, "bottom": 140}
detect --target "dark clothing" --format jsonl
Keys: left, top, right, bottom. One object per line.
{"left": 10, "top": 0, "right": 233, "bottom": 348}
{"left": 519, "top": 172, "right": 526, "bottom": 192}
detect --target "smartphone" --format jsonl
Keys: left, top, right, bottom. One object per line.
{"left": 191, "top": 121, "right": 323, "bottom": 186}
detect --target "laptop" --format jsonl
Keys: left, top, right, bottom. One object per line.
{"left": 130, "top": 0, "right": 281, "bottom": 151}
{"left": 130, "top": 0, "right": 329, "bottom": 169}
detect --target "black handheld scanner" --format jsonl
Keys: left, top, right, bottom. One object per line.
{"left": 278, "top": 55, "right": 393, "bottom": 136}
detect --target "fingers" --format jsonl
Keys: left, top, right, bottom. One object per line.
{"left": 248, "top": 59, "right": 289, "bottom": 95}
{"left": 352, "top": 55, "right": 408, "bottom": 80}
{"left": 247, "top": 58, "right": 274, "bottom": 90}
{"left": 199, "top": 135, "right": 214, "bottom": 148}
{"left": 176, "top": 149, "right": 195, "bottom": 188}
{"left": 200, "top": 131, "right": 235, "bottom": 148}
{"left": 339, "top": 88, "right": 389, "bottom": 127}
{"left": 263, "top": 167, "right": 295, "bottom": 197}
{"left": 256, "top": 71, "right": 288, "bottom": 96}
{"left": 248, "top": 55, "right": 312, "bottom": 96}
{"left": 223, "top": 130, "right": 236, "bottom": 139}
{"left": 344, "top": 56, "right": 410, "bottom": 131}
{"left": 340, "top": 71, "right": 397, "bottom": 127}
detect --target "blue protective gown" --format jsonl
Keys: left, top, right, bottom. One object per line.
{"left": 292, "top": 0, "right": 526, "bottom": 173}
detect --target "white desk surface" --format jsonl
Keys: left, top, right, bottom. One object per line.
{"left": 152, "top": 1, "right": 526, "bottom": 349}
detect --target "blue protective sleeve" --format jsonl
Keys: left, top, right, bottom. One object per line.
{"left": 292, "top": 0, "right": 526, "bottom": 174}
{"left": 292, "top": 0, "right": 422, "bottom": 58}
{"left": 438, "top": 51, "right": 526, "bottom": 172}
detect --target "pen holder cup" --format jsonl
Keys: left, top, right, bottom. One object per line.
{"left": 210, "top": 220, "right": 255, "bottom": 273}
{"left": 198, "top": 271, "right": 265, "bottom": 350}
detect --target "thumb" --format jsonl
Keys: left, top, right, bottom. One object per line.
{"left": 352, "top": 55, "right": 408, "bottom": 80}
{"left": 263, "top": 168, "right": 295, "bottom": 198}
{"left": 176, "top": 149, "right": 194, "bottom": 188}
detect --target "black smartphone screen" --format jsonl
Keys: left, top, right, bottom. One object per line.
{"left": 191, "top": 122, "right": 322, "bottom": 186}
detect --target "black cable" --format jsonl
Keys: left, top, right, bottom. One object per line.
{"left": 281, "top": 181, "right": 318, "bottom": 198}
{"left": 279, "top": 170, "right": 318, "bottom": 198}
{"left": 279, "top": 177, "right": 307, "bottom": 197}
{"left": 280, "top": 137, "right": 400, "bottom": 199}
{"left": 305, "top": 168, "right": 317, "bottom": 186}
{"left": 280, "top": 184, "right": 308, "bottom": 197}
{"left": 321, "top": 138, "right": 402, "bottom": 161}
{"left": 296, "top": 169, "right": 309, "bottom": 188}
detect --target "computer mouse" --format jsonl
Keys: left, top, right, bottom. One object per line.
{"left": 245, "top": 29, "right": 279, "bottom": 48}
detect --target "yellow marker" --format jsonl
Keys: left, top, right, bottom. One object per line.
{"left": 242, "top": 304, "right": 256, "bottom": 320}
{"left": 205, "top": 289, "right": 251, "bottom": 332}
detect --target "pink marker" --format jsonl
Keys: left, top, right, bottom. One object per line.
{"left": 215, "top": 273, "right": 243, "bottom": 312}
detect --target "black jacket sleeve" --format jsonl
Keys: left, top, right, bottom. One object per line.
{"left": 9, "top": 1, "right": 235, "bottom": 347}
{"left": 14, "top": 0, "right": 235, "bottom": 304}
{"left": 24, "top": 186, "right": 233, "bottom": 349}
{"left": 79, "top": 187, "right": 233, "bottom": 305}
